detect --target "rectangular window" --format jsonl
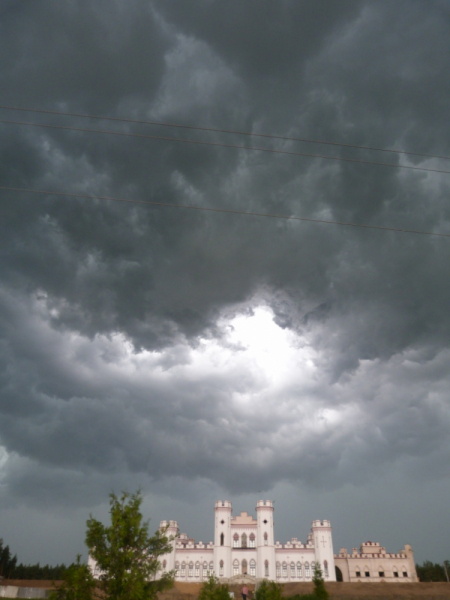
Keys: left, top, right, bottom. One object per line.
{"left": 365, "top": 572, "right": 370, "bottom": 577}
{"left": 403, "top": 572, "right": 408, "bottom": 577}
{"left": 355, "top": 571, "right": 361, "bottom": 577}
{"left": 378, "top": 572, "right": 384, "bottom": 577}
{"left": 394, "top": 572, "right": 399, "bottom": 577}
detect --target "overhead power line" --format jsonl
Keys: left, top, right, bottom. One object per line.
{"left": 0, "top": 104, "right": 449, "bottom": 162}
{"left": 1, "top": 118, "right": 450, "bottom": 175}
{"left": 1, "top": 185, "right": 449, "bottom": 238}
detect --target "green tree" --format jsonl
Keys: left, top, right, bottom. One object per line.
{"left": 198, "top": 574, "right": 230, "bottom": 600}
{"left": 416, "top": 560, "right": 449, "bottom": 582}
{"left": 49, "top": 555, "right": 96, "bottom": 600}
{"left": 312, "top": 563, "right": 329, "bottom": 600}
{"left": 86, "top": 491, "right": 174, "bottom": 600}
{"left": 255, "top": 579, "right": 283, "bottom": 600}
{"left": 0, "top": 539, "right": 17, "bottom": 578}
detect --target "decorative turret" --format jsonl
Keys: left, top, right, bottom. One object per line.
{"left": 214, "top": 500, "right": 232, "bottom": 577}
{"left": 256, "top": 500, "right": 275, "bottom": 579}
{"left": 311, "top": 519, "right": 336, "bottom": 581}
{"left": 159, "top": 520, "right": 179, "bottom": 572}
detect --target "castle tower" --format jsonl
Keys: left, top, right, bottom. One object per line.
{"left": 214, "top": 500, "right": 232, "bottom": 577}
{"left": 256, "top": 500, "right": 276, "bottom": 579}
{"left": 311, "top": 520, "right": 336, "bottom": 581}
{"left": 159, "top": 520, "right": 179, "bottom": 572}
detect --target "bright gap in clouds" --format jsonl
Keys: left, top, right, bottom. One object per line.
{"left": 217, "top": 305, "right": 317, "bottom": 386}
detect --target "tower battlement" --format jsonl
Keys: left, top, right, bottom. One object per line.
{"left": 215, "top": 500, "right": 232, "bottom": 509}
{"left": 256, "top": 500, "right": 273, "bottom": 508}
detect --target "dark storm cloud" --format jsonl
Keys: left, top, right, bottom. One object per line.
{"left": 1, "top": 0, "right": 450, "bottom": 527}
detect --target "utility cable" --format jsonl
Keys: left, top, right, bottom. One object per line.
{"left": 1, "top": 185, "right": 449, "bottom": 238}
{"left": 1, "top": 119, "right": 449, "bottom": 175}
{"left": 0, "top": 104, "right": 448, "bottom": 162}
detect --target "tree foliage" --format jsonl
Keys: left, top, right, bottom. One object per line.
{"left": 284, "top": 564, "right": 329, "bottom": 600}
{"left": 416, "top": 560, "right": 450, "bottom": 582}
{"left": 255, "top": 580, "right": 283, "bottom": 600}
{"left": 198, "top": 574, "right": 230, "bottom": 600}
{"left": 10, "top": 563, "right": 69, "bottom": 580}
{"left": 311, "top": 563, "right": 329, "bottom": 600}
{"left": 48, "top": 555, "right": 96, "bottom": 600}
{"left": 0, "top": 539, "right": 17, "bottom": 578}
{"left": 86, "top": 491, "right": 174, "bottom": 600}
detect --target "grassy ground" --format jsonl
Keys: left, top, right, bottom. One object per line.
{"left": 3, "top": 580, "right": 450, "bottom": 600}
{"left": 157, "top": 581, "right": 450, "bottom": 600}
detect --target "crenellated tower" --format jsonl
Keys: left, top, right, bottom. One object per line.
{"left": 159, "top": 519, "right": 179, "bottom": 572}
{"left": 311, "top": 519, "right": 336, "bottom": 581}
{"left": 214, "top": 500, "right": 232, "bottom": 577}
{"left": 256, "top": 500, "right": 276, "bottom": 579}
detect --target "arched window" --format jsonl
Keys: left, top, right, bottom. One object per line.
{"left": 250, "top": 559, "right": 256, "bottom": 577}
{"left": 233, "top": 533, "right": 239, "bottom": 548}
{"left": 264, "top": 532, "right": 268, "bottom": 546}
{"left": 282, "top": 562, "right": 288, "bottom": 578}
{"left": 188, "top": 562, "right": 194, "bottom": 577}
{"left": 202, "top": 561, "right": 208, "bottom": 579}
{"left": 276, "top": 562, "right": 281, "bottom": 578}
{"left": 233, "top": 559, "right": 239, "bottom": 576}
{"left": 249, "top": 533, "right": 256, "bottom": 548}
{"left": 241, "top": 533, "right": 247, "bottom": 548}
{"left": 265, "top": 560, "right": 269, "bottom": 577}
{"left": 305, "top": 562, "right": 310, "bottom": 577}
{"left": 220, "top": 532, "right": 224, "bottom": 546}
{"left": 242, "top": 559, "right": 248, "bottom": 575}
{"left": 297, "top": 562, "right": 302, "bottom": 578}
{"left": 181, "top": 562, "right": 186, "bottom": 577}
{"left": 324, "top": 560, "right": 329, "bottom": 577}
{"left": 209, "top": 561, "right": 214, "bottom": 574}
{"left": 195, "top": 562, "right": 200, "bottom": 577}
{"left": 355, "top": 566, "right": 361, "bottom": 578}
{"left": 364, "top": 566, "right": 370, "bottom": 578}
{"left": 219, "top": 560, "right": 224, "bottom": 577}
{"left": 290, "top": 562, "right": 295, "bottom": 577}
{"left": 311, "top": 561, "right": 316, "bottom": 575}
{"left": 175, "top": 562, "right": 180, "bottom": 577}
{"left": 162, "top": 560, "right": 167, "bottom": 570}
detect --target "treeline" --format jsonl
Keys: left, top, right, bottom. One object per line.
{"left": 0, "top": 538, "right": 70, "bottom": 581}
{"left": 10, "top": 563, "right": 69, "bottom": 580}
{"left": 0, "top": 539, "right": 17, "bottom": 579}
{"left": 416, "top": 560, "right": 450, "bottom": 582}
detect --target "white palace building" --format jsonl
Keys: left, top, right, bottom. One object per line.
{"left": 89, "top": 499, "right": 417, "bottom": 584}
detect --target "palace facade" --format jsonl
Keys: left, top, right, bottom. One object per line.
{"left": 88, "top": 499, "right": 417, "bottom": 583}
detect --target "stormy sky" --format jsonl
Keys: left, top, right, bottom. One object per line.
{"left": 1, "top": 0, "right": 450, "bottom": 566}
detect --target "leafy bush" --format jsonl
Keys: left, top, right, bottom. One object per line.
{"left": 311, "top": 563, "right": 329, "bottom": 600}
{"left": 48, "top": 555, "right": 95, "bottom": 600}
{"left": 255, "top": 580, "right": 283, "bottom": 600}
{"left": 198, "top": 574, "right": 230, "bottom": 600}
